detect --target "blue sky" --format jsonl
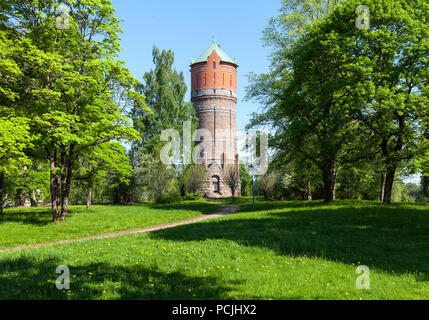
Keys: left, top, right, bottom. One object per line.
{"left": 111, "top": 0, "right": 282, "bottom": 130}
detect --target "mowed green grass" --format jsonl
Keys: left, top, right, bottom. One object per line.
{"left": 0, "top": 199, "right": 428, "bottom": 300}
{"left": 0, "top": 201, "right": 221, "bottom": 249}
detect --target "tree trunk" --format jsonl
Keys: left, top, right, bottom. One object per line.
{"left": 59, "top": 146, "right": 75, "bottom": 221}
{"left": 383, "top": 170, "right": 396, "bottom": 204}
{"left": 30, "top": 190, "right": 38, "bottom": 207}
{"left": 332, "top": 163, "right": 337, "bottom": 201}
{"left": 322, "top": 159, "right": 336, "bottom": 203}
{"left": 16, "top": 189, "right": 25, "bottom": 207}
{"left": 422, "top": 174, "right": 429, "bottom": 201}
{"left": 307, "top": 180, "right": 312, "bottom": 201}
{"left": 60, "top": 160, "right": 73, "bottom": 221}
{"left": 50, "top": 140, "right": 60, "bottom": 222}
{"left": 87, "top": 185, "right": 92, "bottom": 209}
{"left": 0, "top": 172, "right": 5, "bottom": 214}
{"left": 422, "top": 130, "right": 428, "bottom": 201}
{"left": 380, "top": 174, "right": 386, "bottom": 202}
{"left": 50, "top": 164, "right": 60, "bottom": 222}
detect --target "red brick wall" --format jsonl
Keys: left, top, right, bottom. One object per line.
{"left": 190, "top": 51, "right": 237, "bottom": 92}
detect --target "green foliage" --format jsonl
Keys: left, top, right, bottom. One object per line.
{"left": 256, "top": 173, "right": 277, "bottom": 199}
{"left": 177, "top": 165, "right": 207, "bottom": 197}
{"left": 1, "top": 0, "right": 150, "bottom": 220}
{"left": 336, "top": 162, "right": 380, "bottom": 201}
{"left": 247, "top": 0, "right": 428, "bottom": 203}
{"left": 239, "top": 163, "right": 252, "bottom": 196}
{"left": 132, "top": 47, "right": 197, "bottom": 155}
{"left": 154, "top": 186, "right": 182, "bottom": 204}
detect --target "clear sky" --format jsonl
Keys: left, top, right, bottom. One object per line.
{"left": 111, "top": 0, "right": 282, "bottom": 130}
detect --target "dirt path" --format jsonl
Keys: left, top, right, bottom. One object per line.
{"left": 0, "top": 205, "right": 240, "bottom": 254}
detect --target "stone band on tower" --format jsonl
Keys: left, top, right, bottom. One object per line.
{"left": 190, "top": 38, "right": 240, "bottom": 198}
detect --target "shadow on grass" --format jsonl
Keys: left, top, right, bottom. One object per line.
{"left": 0, "top": 208, "right": 78, "bottom": 226}
{"left": 147, "top": 201, "right": 222, "bottom": 215}
{"left": 0, "top": 256, "right": 238, "bottom": 300}
{"left": 0, "top": 202, "right": 221, "bottom": 227}
{"left": 151, "top": 204, "right": 429, "bottom": 281}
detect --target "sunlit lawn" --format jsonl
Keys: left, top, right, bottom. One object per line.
{"left": 0, "top": 199, "right": 428, "bottom": 299}
{"left": 0, "top": 201, "right": 221, "bottom": 249}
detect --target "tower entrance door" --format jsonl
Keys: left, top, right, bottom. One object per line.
{"left": 212, "top": 176, "right": 220, "bottom": 193}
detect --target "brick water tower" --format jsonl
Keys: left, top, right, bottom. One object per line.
{"left": 190, "top": 37, "right": 240, "bottom": 198}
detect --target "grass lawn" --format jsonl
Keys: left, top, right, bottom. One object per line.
{"left": 0, "top": 199, "right": 428, "bottom": 299}
{"left": 0, "top": 201, "right": 221, "bottom": 249}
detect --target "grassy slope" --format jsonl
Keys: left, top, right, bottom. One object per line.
{"left": 0, "top": 199, "right": 428, "bottom": 300}
{"left": 0, "top": 201, "right": 221, "bottom": 249}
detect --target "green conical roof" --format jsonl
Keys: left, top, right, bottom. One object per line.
{"left": 191, "top": 37, "right": 237, "bottom": 65}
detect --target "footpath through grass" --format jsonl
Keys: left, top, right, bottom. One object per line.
{"left": 0, "top": 201, "right": 221, "bottom": 249}
{"left": 0, "top": 199, "right": 428, "bottom": 299}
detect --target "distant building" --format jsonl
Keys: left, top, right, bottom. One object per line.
{"left": 190, "top": 38, "right": 240, "bottom": 198}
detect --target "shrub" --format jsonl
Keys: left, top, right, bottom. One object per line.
{"left": 183, "top": 192, "right": 203, "bottom": 201}
{"left": 155, "top": 188, "right": 182, "bottom": 204}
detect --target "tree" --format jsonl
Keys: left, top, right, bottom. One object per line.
{"left": 247, "top": 0, "right": 428, "bottom": 204}
{"left": 3, "top": 0, "right": 148, "bottom": 221}
{"left": 239, "top": 163, "right": 252, "bottom": 196}
{"left": 0, "top": 27, "right": 33, "bottom": 213}
{"left": 257, "top": 173, "right": 277, "bottom": 199}
{"left": 13, "top": 162, "right": 50, "bottom": 207}
{"left": 223, "top": 165, "right": 240, "bottom": 200}
{"left": 246, "top": 0, "right": 347, "bottom": 203}
{"left": 177, "top": 164, "right": 207, "bottom": 196}
{"left": 132, "top": 47, "right": 197, "bottom": 155}
{"left": 249, "top": 9, "right": 366, "bottom": 202}
{"left": 74, "top": 142, "right": 132, "bottom": 209}
{"left": 0, "top": 116, "right": 31, "bottom": 213}
{"left": 340, "top": 0, "right": 428, "bottom": 203}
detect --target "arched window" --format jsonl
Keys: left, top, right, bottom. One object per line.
{"left": 213, "top": 61, "right": 216, "bottom": 69}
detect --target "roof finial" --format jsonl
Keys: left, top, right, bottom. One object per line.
{"left": 212, "top": 35, "right": 216, "bottom": 43}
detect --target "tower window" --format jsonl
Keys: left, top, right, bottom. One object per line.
{"left": 213, "top": 61, "right": 216, "bottom": 69}
{"left": 214, "top": 73, "right": 216, "bottom": 84}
